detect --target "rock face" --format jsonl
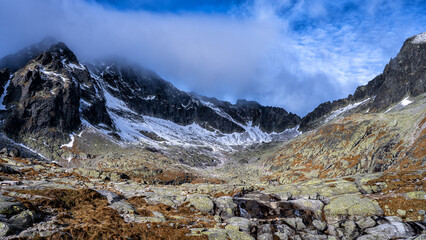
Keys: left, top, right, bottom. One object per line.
{"left": 87, "top": 61, "right": 300, "bottom": 134}
{"left": 267, "top": 32, "right": 426, "bottom": 182}
{"left": 300, "top": 32, "right": 426, "bottom": 132}
{"left": 0, "top": 41, "right": 300, "bottom": 160}
{"left": 1, "top": 43, "right": 82, "bottom": 142}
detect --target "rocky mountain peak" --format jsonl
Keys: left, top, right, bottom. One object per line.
{"left": 300, "top": 31, "right": 426, "bottom": 132}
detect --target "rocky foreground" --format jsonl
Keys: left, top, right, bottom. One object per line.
{"left": 1, "top": 150, "right": 425, "bottom": 239}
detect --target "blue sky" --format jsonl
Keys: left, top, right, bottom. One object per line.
{"left": 0, "top": 0, "right": 425, "bottom": 116}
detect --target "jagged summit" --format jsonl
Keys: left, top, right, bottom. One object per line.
{"left": 0, "top": 40, "right": 301, "bottom": 161}
{"left": 300, "top": 31, "right": 426, "bottom": 132}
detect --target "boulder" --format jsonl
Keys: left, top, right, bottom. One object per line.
{"left": 0, "top": 202, "right": 24, "bottom": 216}
{"left": 284, "top": 217, "right": 306, "bottom": 231}
{"left": 0, "top": 222, "right": 13, "bottom": 237}
{"left": 108, "top": 200, "right": 135, "bottom": 214}
{"left": 94, "top": 189, "right": 121, "bottom": 204}
{"left": 356, "top": 216, "right": 377, "bottom": 229}
{"left": 145, "top": 194, "right": 177, "bottom": 208}
{"left": 312, "top": 219, "right": 327, "bottom": 231}
{"left": 290, "top": 198, "right": 324, "bottom": 219}
{"left": 188, "top": 194, "right": 214, "bottom": 213}
{"left": 8, "top": 148, "right": 20, "bottom": 158}
{"left": 225, "top": 217, "right": 251, "bottom": 232}
{"left": 364, "top": 222, "right": 416, "bottom": 239}
{"left": 8, "top": 210, "right": 38, "bottom": 228}
{"left": 214, "top": 196, "right": 237, "bottom": 219}
{"left": 324, "top": 195, "right": 383, "bottom": 224}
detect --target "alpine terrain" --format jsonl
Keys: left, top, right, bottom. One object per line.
{"left": 0, "top": 32, "right": 425, "bottom": 240}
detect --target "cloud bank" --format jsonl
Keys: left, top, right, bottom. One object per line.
{"left": 0, "top": 0, "right": 424, "bottom": 116}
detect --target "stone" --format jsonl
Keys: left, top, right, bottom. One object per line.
{"left": 257, "top": 224, "right": 272, "bottom": 235}
{"left": 290, "top": 198, "right": 324, "bottom": 219}
{"left": 342, "top": 220, "right": 360, "bottom": 239}
{"left": 145, "top": 194, "right": 177, "bottom": 208}
{"left": 299, "top": 232, "right": 328, "bottom": 240}
{"left": 8, "top": 210, "right": 38, "bottom": 228}
{"left": 312, "top": 219, "right": 327, "bottom": 231}
{"left": 214, "top": 196, "right": 237, "bottom": 219}
{"left": 405, "top": 191, "right": 426, "bottom": 200}
{"left": 108, "top": 200, "right": 135, "bottom": 214}
{"left": 356, "top": 216, "right": 377, "bottom": 229}
{"left": 94, "top": 189, "right": 121, "bottom": 204}
{"left": 397, "top": 209, "right": 407, "bottom": 217}
{"left": 123, "top": 214, "right": 165, "bottom": 223}
{"left": 225, "top": 217, "right": 251, "bottom": 232}
{"left": 0, "top": 148, "right": 8, "bottom": 156}
{"left": 226, "top": 229, "right": 255, "bottom": 240}
{"left": 364, "top": 222, "right": 416, "bottom": 239}
{"left": 356, "top": 235, "right": 377, "bottom": 240}
{"left": 8, "top": 148, "right": 20, "bottom": 158}
{"left": 274, "top": 224, "right": 294, "bottom": 240}
{"left": 414, "top": 234, "right": 426, "bottom": 240}
{"left": 0, "top": 222, "right": 13, "bottom": 237}
{"left": 0, "top": 202, "right": 24, "bottom": 216}
{"left": 258, "top": 233, "right": 273, "bottom": 240}
{"left": 284, "top": 217, "right": 306, "bottom": 231}
{"left": 324, "top": 195, "right": 383, "bottom": 224}
{"left": 202, "top": 228, "right": 228, "bottom": 240}
{"left": 188, "top": 194, "right": 214, "bottom": 213}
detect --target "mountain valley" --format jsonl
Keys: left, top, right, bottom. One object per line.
{"left": 0, "top": 32, "right": 425, "bottom": 240}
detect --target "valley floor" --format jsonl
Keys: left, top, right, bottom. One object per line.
{"left": 1, "top": 152, "right": 425, "bottom": 239}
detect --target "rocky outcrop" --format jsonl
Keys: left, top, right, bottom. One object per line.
{"left": 1, "top": 43, "right": 81, "bottom": 143}
{"left": 0, "top": 68, "right": 10, "bottom": 97}
{"left": 300, "top": 32, "right": 426, "bottom": 132}
{"left": 87, "top": 62, "right": 300, "bottom": 135}
{"left": 0, "top": 40, "right": 300, "bottom": 161}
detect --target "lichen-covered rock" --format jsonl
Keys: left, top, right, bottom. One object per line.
{"left": 290, "top": 199, "right": 324, "bottom": 219}
{"left": 405, "top": 191, "right": 426, "bottom": 200}
{"left": 225, "top": 217, "right": 251, "bottom": 232}
{"left": 356, "top": 216, "right": 377, "bottom": 229}
{"left": 214, "top": 196, "right": 237, "bottom": 219}
{"left": 188, "top": 194, "right": 214, "bottom": 213}
{"left": 312, "top": 219, "right": 327, "bottom": 231}
{"left": 324, "top": 195, "right": 383, "bottom": 224}
{"left": 145, "top": 194, "right": 177, "bottom": 208}
{"left": 284, "top": 217, "right": 306, "bottom": 231}
{"left": 0, "top": 202, "right": 24, "bottom": 216}
{"left": 108, "top": 200, "right": 135, "bottom": 214}
{"left": 8, "top": 210, "right": 38, "bottom": 228}
{"left": 0, "top": 222, "right": 13, "bottom": 237}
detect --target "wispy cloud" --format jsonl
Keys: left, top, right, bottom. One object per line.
{"left": 0, "top": 0, "right": 424, "bottom": 115}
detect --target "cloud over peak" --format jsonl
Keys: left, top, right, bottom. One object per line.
{"left": 0, "top": 0, "right": 424, "bottom": 116}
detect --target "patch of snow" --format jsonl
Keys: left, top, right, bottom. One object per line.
{"left": 61, "top": 134, "right": 75, "bottom": 148}
{"left": 102, "top": 84, "right": 137, "bottom": 114}
{"left": 384, "top": 96, "right": 413, "bottom": 113}
{"left": 325, "top": 98, "right": 370, "bottom": 122}
{"left": 67, "top": 62, "right": 85, "bottom": 71}
{"left": 412, "top": 32, "right": 426, "bottom": 44}
{"left": 0, "top": 76, "right": 11, "bottom": 110}
{"left": 142, "top": 95, "right": 156, "bottom": 100}
{"left": 40, "top": 69, "right": 68, "bottom": 82}
{"left": 400, "top": 97, "right": 412, "bottom": 106}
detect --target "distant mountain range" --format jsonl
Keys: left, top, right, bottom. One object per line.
{"left": 0, "top": 39, "right": 300, "bottom": 160}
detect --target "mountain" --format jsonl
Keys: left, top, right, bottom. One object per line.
{"left": 0, "top": 33, "right": 425, "bottom": 240}
{"left": 266, "top": 32, "right": 426, "bottom": 183}
{"left": 300, "top": 32, "right": 426, "bottom": 132}
{"left": 0, "top": 40, "right": 300, "bottom": 162}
